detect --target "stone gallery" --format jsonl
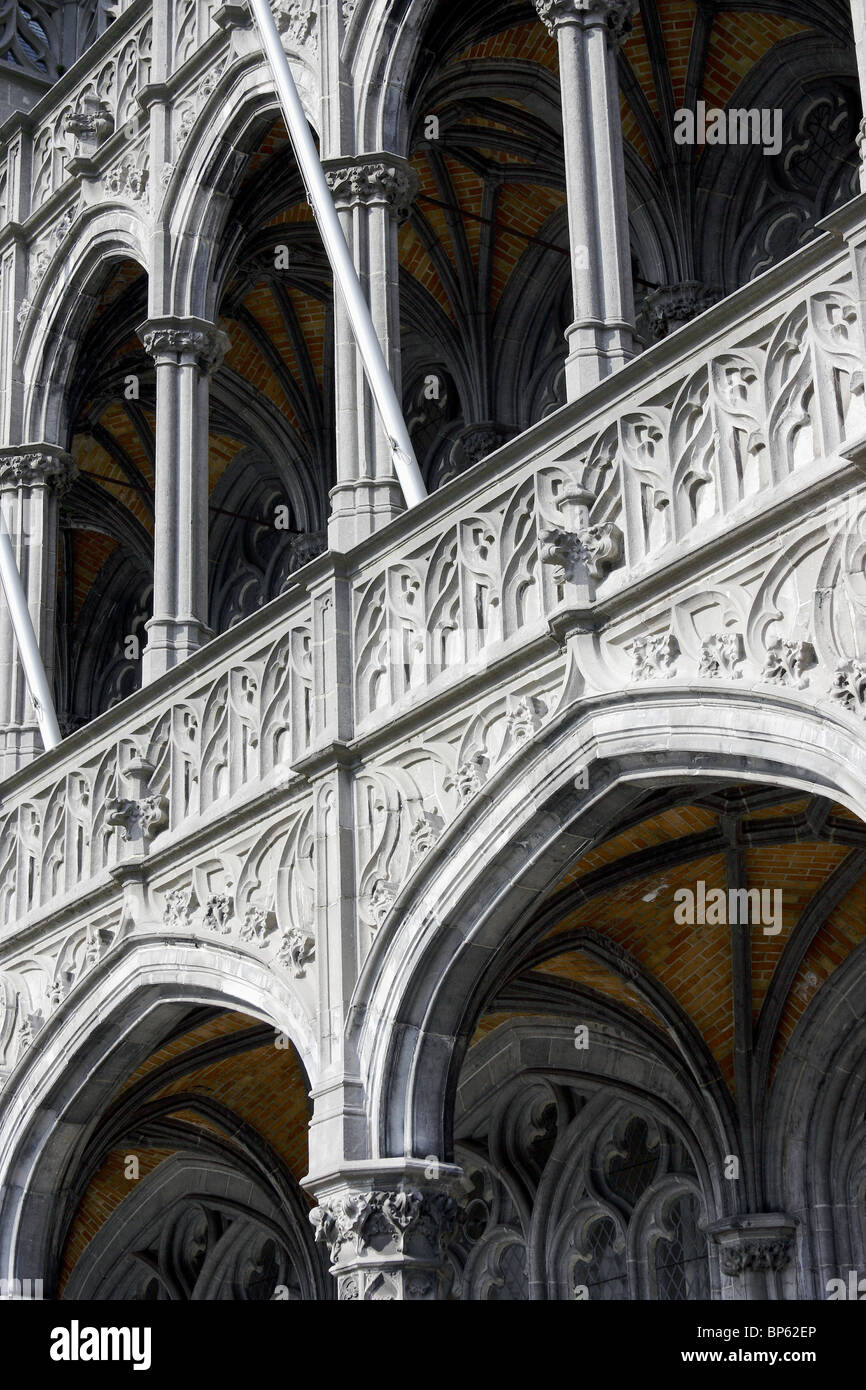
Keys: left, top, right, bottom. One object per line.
{"left": 0, "top": 0, "right": 865, "bottom": 1303}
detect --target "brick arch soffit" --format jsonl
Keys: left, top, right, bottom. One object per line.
{"left": 350, "top": 688, "right": 866, "bottom": 1160}
{"left": 160, "top": 57, "right": 320, "bottom": 324}
{"left": 18, "top": 217, "right": 149, "bottom": 448}
{"left": 0, "top": 944, "right": 317, "bottom": 1285}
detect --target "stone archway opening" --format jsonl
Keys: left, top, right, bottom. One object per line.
{"left": 0, "top": 977, "right": 327, "bottom": 1301}
{"left": 56, "top": 1003, "right": 327, "bottom": 1301}
{"left": 443, "top": 777, "right": 866, "bottom": 1299}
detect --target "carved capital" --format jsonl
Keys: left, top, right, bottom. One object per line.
{"left": 0, "top": 445, "right": 76, "bottom": 493}
{"left": 708, "top": 1215, "right": 797, "bottom": 1278}
{"left": 533, "top": 0, "right": 637, "bottom": 43}
{"left": 324, "top": 157, "right": 419, "bottom": 221}
{"left": 138, "top": 317, "right": 231, "bottom": 374}
{"left": 310, "top": 1185, "right": 458, "bottom": 1298}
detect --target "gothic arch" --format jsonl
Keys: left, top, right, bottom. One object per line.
{"left": 351, "top": 687, "right": 866, "bottom": 1162}
{"left": 349, "top": 0, "right": 443, "bottom": 155}
{"left": 0, "top": 935, "right": 317, "bottom": 1291}
{"left": 160, "top": 53, "right": 320, "bottom": 322}
{"left": 18, "top": 211, "right": 149, "bottom": 446}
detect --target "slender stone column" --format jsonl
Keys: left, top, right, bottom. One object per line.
{"left": 137, "top": 317, "right": 230, "bottom": 682}
{"left": 533, "top": 0, "right": 637, "bottom": 398}
{"left": 322, "top": 155, "right": 418, "bottom": 551}
{"left": 309, "top": 1167, "right": 460, "bottom": 1300}
{"left": 852, "top": 0, "right": 866, "bottom": 190}
{"left": 0, "top": 445, "right": 75, "bottom": 774}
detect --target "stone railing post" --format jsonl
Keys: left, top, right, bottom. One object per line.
{"left": 533, "top": 0, "right": 637, "bottom": 398}
{"left": 323, "top": 155, "right": 419, "bottom": 550}
{"left": 138, "top": 317, "right": 230, "bottom": 682}
{"left": 0, "top": 444, "right": 75, "bottom": 775}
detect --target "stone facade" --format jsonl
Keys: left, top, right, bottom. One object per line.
{"left": 0, "top": 0, "right": 865, "bottom": 1301}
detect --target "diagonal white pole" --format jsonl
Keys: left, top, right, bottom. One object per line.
{"left": 0, "top": 505, "right": 61, "bottom": 750}
{"left": 247, "top": 0, "right": 428, "bottom": 508}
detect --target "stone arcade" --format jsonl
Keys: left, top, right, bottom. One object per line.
{"left": 1, "top": 0, "right": 866, "bottom": 1301}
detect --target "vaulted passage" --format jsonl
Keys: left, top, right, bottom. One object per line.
{"left": 447, "top": 782, "right": 866, "bottom": 1298}
{"left": 53, "top": 1007, "right": 328, "bottom": 1301}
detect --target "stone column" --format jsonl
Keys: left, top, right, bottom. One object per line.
{"left": 138, "top": 317, "right": 230, "bottom": 682}
{"left": 0, "top": 445, "right": 75, "bottom": 775}
{"left": 322, "top": 155, "right": 418, "bottom": 551}
{"left": 309, "top": 1168, "right": 460, "bottom": 1300}
{"left": 533, "top": 0, "right": 637, "bottom": 398}
{"left": 852, "top": 0, "right": 866, "bottom": 190}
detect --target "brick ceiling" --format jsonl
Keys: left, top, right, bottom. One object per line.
{"left": 473, "top": 783, "right": 866, "bottom": 1095}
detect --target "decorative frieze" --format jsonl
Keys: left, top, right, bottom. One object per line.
{"left": 629, "top": 632, "right": 679, "bottom": 680}
{"left": 103, "top": 162, "right": 149, "bottom": 202}
{"left": 699, "top": 632, "right": 744, "bottom": 680}
{"left": 830, "top": 658, "right": 866, "bottom": 718}
{"left": 762, "top": 638, "right": 815, "bottom": 689}
{"left": 271, "top": 0, "right": 317, "bottom": 52}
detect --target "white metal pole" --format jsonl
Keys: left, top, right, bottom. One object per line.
{"left": 247, "top": 0, "right": 428, "bottom": 508}
{"left": 0, "top": 504, "right": 61, "bottom": 751}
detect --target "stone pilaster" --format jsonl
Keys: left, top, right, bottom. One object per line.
{"left": 533, "top": 0, "right": 637, "bottom": 398}
{"left": 323, "top": 155, "right": 419, "bottom": 550}
{"left": 707, "top": 1214, "right": 798, "bottom": 1299}
{"left": 309, "top": 1169, "right": 460, "bottom": 1300}
{"left": 138, "top": 317, "right": 230, "bottom": 682}
{"left": 0, "top": 444, "right": 75, "bottom": 776}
